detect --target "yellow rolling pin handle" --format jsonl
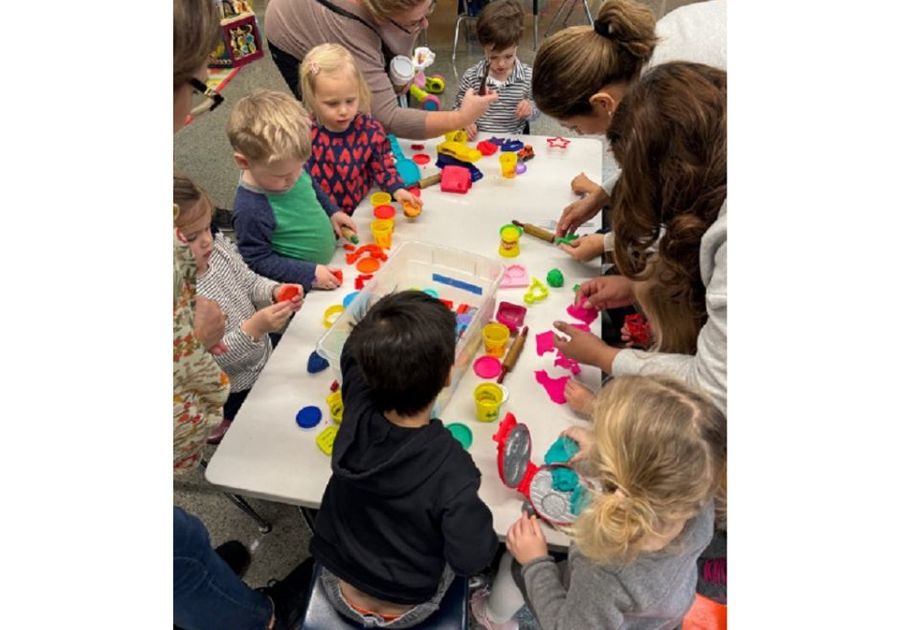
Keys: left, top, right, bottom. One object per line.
{"left": 511, "top": 220, "right": 555, "bottom": 243}
{"left": 497, "top": 326, "right": 528, "bottom": 384}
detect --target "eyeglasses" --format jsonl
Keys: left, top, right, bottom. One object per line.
{"left": 389, "top": 0, "right": 435, "bottom": 34}
{"left": 188, "top": 77, "right": 225, "bottom": 118}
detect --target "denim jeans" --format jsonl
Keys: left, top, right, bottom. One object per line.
{"left": 320, "top": 565, "right": 455, "bottom": 628}
{"left": 173, "top": 507, "right": 272, "bottom": 630}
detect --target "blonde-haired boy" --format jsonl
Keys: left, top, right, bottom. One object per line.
{"left": 228, "top": 89, "right": 355, "bottom": 291}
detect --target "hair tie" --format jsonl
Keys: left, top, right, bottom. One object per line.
{"left": 594, "top": 20, "right": 612, "bottom": 38}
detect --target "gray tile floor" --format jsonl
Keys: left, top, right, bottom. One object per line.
{"left": 174, "top": 0, "right": 687, "bottom": 623}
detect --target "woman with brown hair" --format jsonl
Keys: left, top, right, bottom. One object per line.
{"left": 529, "top": 0, "right": 725, "bottom": 242}
{"left": 265, "top": 0, "right": 498, "bottom": 138}
{"left": 553, "top": 62, "right": 727, "bottom": 414}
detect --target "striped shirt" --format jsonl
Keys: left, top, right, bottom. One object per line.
{"left": 196, "top": 233, "right": 279, "bottom": 393}
{"left": 454, "top": 58, "right": 540, "bottom": 134}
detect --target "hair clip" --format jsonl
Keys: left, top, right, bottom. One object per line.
{"left": 308, "top": 61, "right": 321, "bottom": 76}
{"left": 593, "top": 20, "right": 612, "bottom": 38}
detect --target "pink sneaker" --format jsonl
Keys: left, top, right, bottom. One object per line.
{"left": 206, "top": 419, "right": 233, "bottom": 445}
{"left": 470, "top": 587, "right": 519, "bottom": 630}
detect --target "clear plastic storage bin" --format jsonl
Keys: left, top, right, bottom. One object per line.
{"left": 316, "top": 241, "right": 505, "bottom": 415}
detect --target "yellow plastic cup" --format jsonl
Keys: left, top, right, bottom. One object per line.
{"left": 499, "top": 153, "right": 517, "bottom": 179}
{"left": 370, "top": 191, "right": 392, "bottom": 207}
{"left": 498, "top": 223, "right": 522, "bottom": 258}
{"left": 482, "top": 322, "right": 510, "bottom": 357}
{"left": 474, "top": 383, "right": 504, "bottom": 422}
{"left": 370, "top": 218, "right": 394, "bottom": 249}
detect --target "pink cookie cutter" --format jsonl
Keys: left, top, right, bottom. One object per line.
{"left": 535, "top": 370, "right": 569, "bottom": 404}
{"left": 501, "top": 264, "right": 529, "bottom": 288}
{"left": 496, "top": 301, "right": 527, "bottom": 334}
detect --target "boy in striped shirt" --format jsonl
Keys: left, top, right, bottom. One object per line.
{"left": 454, "top": 0, "right": 539, "bottom": 138}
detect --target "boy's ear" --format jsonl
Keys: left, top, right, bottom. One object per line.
{"left": 588, "top": 90, "right": 617, "bottom": 118}
{"left": 233, "top": 152, "right": 251, "bottom": 170}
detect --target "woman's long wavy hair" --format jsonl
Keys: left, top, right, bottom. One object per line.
{"left": 607, "top": 62, "right": 727, "bottom": 354}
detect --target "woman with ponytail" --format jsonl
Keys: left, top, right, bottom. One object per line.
{"left": 530, "top": 0, "right": 726, "bottom": 241}
{"left": 473, "top": 376, "right": 726, "bottom": 630}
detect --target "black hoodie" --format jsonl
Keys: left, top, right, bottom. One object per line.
{"left": 310, "top": 350, "right": 499, "bottom": 605}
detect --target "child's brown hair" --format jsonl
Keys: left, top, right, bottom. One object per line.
{"left": 173, "top": 174, "right": 212, "bottom": 229}
{"left": 532, "top": 0, "right": 657, "bottom": 119}
{"left": 574, "top": 376, "right": 726, "bottom": 563}
{"left": 476, "top": 0, "right": 525, "bottom": 51}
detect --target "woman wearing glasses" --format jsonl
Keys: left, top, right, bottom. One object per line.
{"left": 266, "top": 0, "right": 498, "bottom": 139}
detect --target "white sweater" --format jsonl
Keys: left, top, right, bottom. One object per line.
{"left": 612, "top": 201, "right": 727, "bottom": 413}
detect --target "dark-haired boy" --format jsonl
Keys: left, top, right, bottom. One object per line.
{"left": 453, "top": 0, "right": 540, "bottom": 137}
{"left": 310, "top": 290, "right": 499, "bottom": 627}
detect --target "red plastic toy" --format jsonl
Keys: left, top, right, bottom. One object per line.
{"left": 440, "top": 165, "right": 472, "bottom": 193}
{"left": 346, "top": 244, "right": 388, "bottom": 265}
{"left": 276, "top": 285, "right": 301, "bottom": 303}
{"left": 476, "top": 140, "right": 499, "bottom": 156}
{"left": 412, "top": 154, "right": 431, "bottom": 165}
{"left": 517, "top": 145, "right": 535, "bottom": 162}
{"left": 355, "top": 274, "right": 374, "bottom": 289}
{"left": 624, "top": 313, "right": 652, "bottom": 346}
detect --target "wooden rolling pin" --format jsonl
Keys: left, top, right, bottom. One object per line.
{"left": 498, "top": 326, "right": 528, "bottom": 384}
{"left": 512, "top": 220, "right": 555, "bottom": 243}
{"left": 418, "top": 173, "right": 442, "bottom": 189}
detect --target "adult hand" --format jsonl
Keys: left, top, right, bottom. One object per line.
{"left": 570, "top": 172, "right": 602, "bottom": 196}
{"left": 561, "top": 425, "right": 594, "bottom": 463}
{"left": 458, "top": 88, "right": 499, "bottom": 125}
{"left": 313, "top": 265, "right": 342, "bottom": 290}
{"left": 243, "top": 301, "right": 295, "bottom": 339}
{"left": 558, "top": 233, "right": 605, "bottom": 262}
{"left": 394, "top": 188, "right": 423, "bottom": 212}
{"left": 464, "top": 123, "right": 478, "bottom": 141}
{"left": 194, "top": 296, "right": 226, "bottom": 353}
{"left": 506, "top": 512, "right": 548, "bottom": 565}
{"left": 576, "top": 276, "right": 635, "bottom": 311}
{"left": 330, "top": 211, "right": 357, "bottom": 240}
{"left": 552, "top": 320, "right": 606, "bottom": 366}
{"left": 556, "top": 194, "right": 602, "bottom": 238}
{"left": 515, "top": 99, "right": 532, "bottom": 119}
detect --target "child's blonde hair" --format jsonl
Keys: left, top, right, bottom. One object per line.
{"left": 300, "top": 43, "right": 372, "bottom": 115}
{"left": 173, "top": 174, "right": 212, "bottom": 229}
{"left": 532, "top": 0, "right": 657, "bottom": 120}
{"left": 574, "top": 376, "right": 726, "bottom": 563}
{"left": 227, "top": 89, "right": 312, "bottom": 163}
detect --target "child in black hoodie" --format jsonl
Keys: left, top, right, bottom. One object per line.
{"left": 310, "top": 290, "right": 499, "bottom": 627}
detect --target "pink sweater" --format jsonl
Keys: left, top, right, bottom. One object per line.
{"left": 266, "top": 0, "right": 427, "bottom": 139}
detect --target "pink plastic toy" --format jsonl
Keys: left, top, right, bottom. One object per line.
{"left": 496, "top": 301, "right": 527, "bottom": 334}
{"left": 535, "top": 370, "right": 569, "bottom": 404}
{"left": 566, "top": 301, "right": 599, "bottom": 324}
{"left": 500, "top": 264, "right": 529, "bottom": 288}
{"left": 553, "top": 352, "right": 582, "bottom": 375}
{"left": 546, "top": 136, "right": 571, "bottom": 149}
{"left": 440, "top": 165, "right": 472, "bottom": 193}
{"left": 535, "top": 330, "right": 556, "bottom": 356}
{"left": 473, "top": 355, "right": 503, "bottom": 379}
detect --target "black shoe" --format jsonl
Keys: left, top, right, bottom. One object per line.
{"left": 259, "top": 557, "right": 316, "bottom": 630}
{"left": 215, "top": 540, "right": 252, "bottom": 578}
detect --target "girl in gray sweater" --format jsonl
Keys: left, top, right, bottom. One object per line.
{"left": 473, "top": 376, "right": 726, "bottom": 630}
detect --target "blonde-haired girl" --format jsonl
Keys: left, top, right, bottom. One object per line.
{"left": 301, "top": 43, "right": 422, "bottom": 216}
{"left": 474, "top": 376, "right": 725, "bottom": 630}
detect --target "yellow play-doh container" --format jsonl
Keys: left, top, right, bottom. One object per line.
{"left": 482, "top": 322, "right": 510, "bottom": 357}
{"left": 499, "top": 152, "right": 517, "bottom": 179}
{"left": 498, "top": 223, "right": 523, "bottom": 258}
{"left": 370, "top": 218, "right": 394, "bottom": 249}
{"left": 370, "top": 191, "right": 392, "bottom": 207}
{"left": 473, "top": 383, "right": 504, "bottom": 422}
{"left": 373, "top": 204, "right": 396, "bottom": 228}
{"left": 402, "top": 199, "right": 421, "bottom": 219}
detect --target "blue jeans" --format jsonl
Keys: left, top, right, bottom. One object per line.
{"left": 173, "top": 507, "right": 273, "bottom": 630}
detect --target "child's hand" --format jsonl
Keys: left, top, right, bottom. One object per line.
{"left": 243, "top": 301, "right": 295, "bottom": 339}
{"left": 505, "top": 512, "right": 548, "bottom": 565}
{"left": 273, "top": 284, "right": 305, "bottom": 311}
{"left": 464, "top": 123, "right": 478, "bottom": 141}
{"left": 570, "top": 172, "right": 601, "bottom": 196}
{"left": 556, "top": 194, "right": 602, "bottom": 238}
{"left": 576, "top": 276, "right": 635, "bottom": 311}
{"left": 194, "top": 296, "right": 227, "bottom": 354}
{"left": 552, "top": 321, "right": 606, "bottom": 365}
{"left": 515, "top": 99, "right": 532, "bottom": 119}
{"left": 330, "top": 212, "right": 357, "bottom": 240}
{"left": 393, "top": 188, "right": 422, "bottom": 212}
{"left": 561, "top": 426, "right": 594, "bottom": 463}
{"left": 558, "top": 233, "right": 605, "bottom": 262}
{"left": 313, "top": 265, "right": 342, "bottom": 290}
{"left": 620, "top": 325, "right": 635, "bottom": 348}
